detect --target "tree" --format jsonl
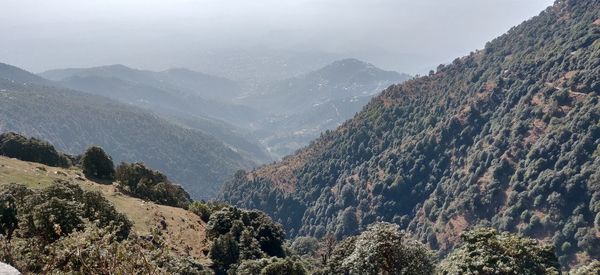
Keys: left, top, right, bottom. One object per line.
{"left": 0, "top": 132, "right": 70, "bottom": 167}
{"left": 210, "top": 234, "right": 239, "bottom": 275}
{"left": 0, "top": 194, "right": 17, "bottom": 240}
{"left": 21, "top": 197, "right": 84, "bottom": 243}
{"left": 115, "top": 162, "right": 191, "bottom": 208}
{"left": 290, "top": 236, "right": 320, "bottom": 257}
{"left": 81, "top": 146, "right": 115, "bottom": 181}
{"left": 341, "top": 222, "right": 435, "bottom": 275}
{"left": 239, "top": 229, "right": 265, "bottom": 260}
{"left": 232, "top": 257, "right": 307, "bottom": 275}
{"left": 438, "top": 228, "right": 561, "bottom": 275}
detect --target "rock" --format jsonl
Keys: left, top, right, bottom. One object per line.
{"left": 0, "top": 262, "right": 20, "bottom": 275}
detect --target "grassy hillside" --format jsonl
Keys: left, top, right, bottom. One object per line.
{"left": 221, "top": 0, "right": 600, "bottom": 268}
{"left": 0, "top": 71, "right": 253, "bottom": 199}
{"left": 0, "top": 155, "right": 209, "bottom": 262}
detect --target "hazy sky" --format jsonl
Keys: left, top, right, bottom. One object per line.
{"left": 1, "top": 0, "right": 554, "bottom": 76}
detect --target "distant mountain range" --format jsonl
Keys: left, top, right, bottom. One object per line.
{"left": 40, "top": 64, "right": 272, "bottom": 164}
{"left": 40, "top": 59, "right": 410, "bottom": 160}
{"left": 243, "top": 58, "right": 410, "bottom": 157}
{"left": 0, "top": 62, "right": 257, "bottom": 199}
{"left": 41, "top": 64, "right": 263, "bottom": 128}
{"left": 1, "top": 57, "right": 410, "bottom": 197}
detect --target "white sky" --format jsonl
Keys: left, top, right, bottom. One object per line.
{"left": 0, "top": 0, "right": 555, "bottom": 75}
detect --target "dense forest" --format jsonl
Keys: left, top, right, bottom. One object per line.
{"left": 221, "top": 0, "right": 600, "bottom": 268}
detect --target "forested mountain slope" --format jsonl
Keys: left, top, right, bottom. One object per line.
{"left": 221, "top": 0, "right": 600, "bottom": 267}
{"left": 0, "top": 64, "right": 254, "bottom": 199}
{"left": 42, "top": 64, "right": 271, "bottom": 163}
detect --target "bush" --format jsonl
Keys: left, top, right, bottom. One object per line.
{"left": 0, "top": 132, "right": 70, "bottom": 167}
{"left": 115, "top": 162, "right": 191, "bottom": 208}
{"left": 438, "top": 228, "right": 561, "bottom": 275}
{"left": 2, "top": 225, "right": 210, "bottom": 274}
{"left": 189, "top": 201, "right": 213, "bottom": 222}
{"left": 81, "top": 146, "right": 115, "bottom": 181}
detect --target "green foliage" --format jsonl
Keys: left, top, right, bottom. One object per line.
{"left": 438, "top": 228, "right": 561, "bottom": 275}
{"left": 81, "top": 146, "right": 115, "bottom": 181}
{"left": 0, "top": 193, "right": 17, "bottom": 239}
{"left": 115, "top": 162, "right": 191, "bottom": 208}
{"left": 0, "top": 181, "right": 132, "bottom": 244}
{"left": 207, "top": 206, "right": 287, "bottom": 274}
{"left": 189, "top": 200, "right": 226, "bottom": 222}
{"left": 324, "top": 222, "right": 436, "bottom": 275}
{"left": 568, "top": 260, "right": 600, "bottom": 275}
{"left": 290, "top": 236, "right": 320, "bottom": 257}
{"left": 0, "top": 132, "right": 70, "bottom": 167}
{"left": 211, "top": 233, "right": 240, "bottom": 275}
{"left": 0, "top": 179, "right": 208, "bottom": 273}
{"left": 232, "top": 257, "right": 308, "bottom": 275}
{"left": 2, "top": 224, "right": 210, "bottom": 274}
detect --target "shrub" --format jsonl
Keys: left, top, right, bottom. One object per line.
{"left": 189, "top": 201, "right": 213, "bottom": 222}
{"left": 115, "top": 162, "right": 191, "bottom": 208}
{"left": 81, "top": 146, "right": 115, "bottom": 181}
{"left": 0, "top": 132, "right": 69, "bottom": 167}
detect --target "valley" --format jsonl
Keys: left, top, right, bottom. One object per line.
{"left": 0, "top": 0, "right": 598, "bottom": 273}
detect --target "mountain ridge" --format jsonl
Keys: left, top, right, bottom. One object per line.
{"left": 0, "top": 64, "right": 256, "bottom": 199}
{"left": 220, "top": 0, "right": 600, "bottom": 267}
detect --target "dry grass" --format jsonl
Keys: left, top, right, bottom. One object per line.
{"left": 0, "top": 156, "right": 210, "bottom": 263}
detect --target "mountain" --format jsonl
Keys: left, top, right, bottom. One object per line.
{"left": 244, "top": 58, "right": 410, "bottom": 157}
{"left": 41, "top": 65, "right": 262, "bottom": 127}
{"left": 220, "top": 0, "right": 600, "bottom": 268}
{"left": 41, "top": 64, "right": 241, "bottom": 101}
{"left": 0, "top": 63, "right": 255, "bottom": 199}
{"left": 40, "top": 64, "right": 271, "bottom": 163}
{"left": 0, "top": 63, "right": 53, "bottom": 86}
